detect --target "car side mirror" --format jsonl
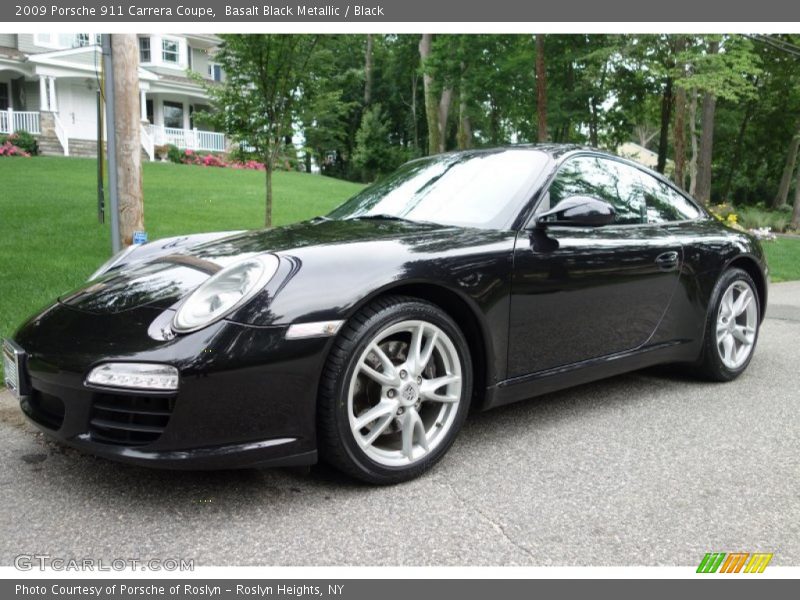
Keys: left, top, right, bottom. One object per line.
{"left": 534, "top": 195, "right": 616, "bottom": 227}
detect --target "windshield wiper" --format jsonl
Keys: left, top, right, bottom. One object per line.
{"left": 347, "top": 214, "right": 416, "bottom": 223}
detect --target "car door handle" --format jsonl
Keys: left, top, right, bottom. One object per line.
{"left": 655, "top": 251, "right": 679, "bottom": 271}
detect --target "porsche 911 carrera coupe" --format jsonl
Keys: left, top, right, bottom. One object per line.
{"left": 3, "top": 145, "right": 767, "bottom": 483}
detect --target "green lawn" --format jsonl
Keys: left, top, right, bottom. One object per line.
{"left": 764, "top": 236, "right": 800, "bottom": 283}
{"left": 0, "top": 156, "right": 364, "bottom": 345}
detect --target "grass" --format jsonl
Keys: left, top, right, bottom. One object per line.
{"left": 763, "top": 236, "right": 800, "bottom": 283}
{"left": 0, "top": 156, "right": 364, "bottom": 346}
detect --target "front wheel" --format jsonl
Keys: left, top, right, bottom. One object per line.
{"left": 317, "top": 296, "right": 472, "bottom": 484}
{"left": 697, "top": 268, "right": 761, "bottom": 382}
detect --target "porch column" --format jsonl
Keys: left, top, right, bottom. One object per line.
{"left": 39, "top": 77, "right": 48, "bottom": 111}
{"left": 48, "top": 77, "right": 57, "bottom": 112}
{"left": 140, "top": 89, "right": 147, "bottom": 122}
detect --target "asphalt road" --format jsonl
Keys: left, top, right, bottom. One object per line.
{"left": 1, "top": 282, "right": 798, "bottom": 567}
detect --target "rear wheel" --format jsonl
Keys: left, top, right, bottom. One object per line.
{"left": 318, "top": 296, "right": 472, "bottom": 484}
{"left": 697, "top": 268, "right": 760, "bottom": 381}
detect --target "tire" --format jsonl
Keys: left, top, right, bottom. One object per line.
{"left": 696, "top": 267, "right": 761, "bottom": 382}
{"left": 318, "top": 296, "right": 472, "bottom": 484}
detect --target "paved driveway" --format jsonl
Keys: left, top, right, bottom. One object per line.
{"left": 1, "top": 282, "right": 798, "bottom": 566}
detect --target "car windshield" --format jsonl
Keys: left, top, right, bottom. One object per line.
{"left": 328, "top": 149, "right": 551, "bottom": 229}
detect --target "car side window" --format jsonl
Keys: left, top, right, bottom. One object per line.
{"left": 638, "top": 173, "right": 702, "bottom": 222}
{"left": 547, "top": 156, "right": 645, "bottom": 225}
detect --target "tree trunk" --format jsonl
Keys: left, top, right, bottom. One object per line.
{"left": 419, "top": 34, "right": 439, "bottom": 155}
{"left": 456, "top": 63, "right": 472, "bottom": 150}
{"left": 722, "top": 98, "right": 756, "bottom": 202}
{"left": 364, "top": 34, "right": 374, "bottom": 106}
{"left": 410, "top": 73, "right": 419, "bottom": 152}
{"left": 792, "top": 164, "right": 800, "bottom": 229}
{"left": 672, "top": 37, "right": 688, "bottom": 190}
{"left": 264, "top": 161, "right": 273, "bottom": 228}
{"left": 695, "top": 91, "right": 717, "bottom": 205}
{"left": 535, "top": 34, "right": 548, "bottom": 142}
{"left": 673, "top": 85, "right": 687, "bottom": 189}
{"left": 688, "top": 88, "right": 699, "bottom": 196}
{"left": 437, "top": 87, "right": 453, "bottom": 154}
{"left": 695, "top": 40, "right": 719, "bottom": 206}
{"left": 656, "top": 76, "right": 673, "bottom": 174}
{"left": 773, "top": 124, "right": 800, "bottom": 208}
{"left": 111, "top": 34, "right": 144, "bottom": 246}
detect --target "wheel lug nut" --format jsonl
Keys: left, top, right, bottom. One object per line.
{"left": 397, "top": 407, "right": 404, "bottom": 415}
{"left": 400, "top": 370, "right": 407, "bottom": 379}
{"left": 417, "top": 376, "right": 422, "bottom": 384}
{"left": 387, "top": 389, "right": 396, "bottom": 398}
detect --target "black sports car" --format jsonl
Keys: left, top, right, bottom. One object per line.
{"left": 3, "top": 146, "right": 767, "bottom": 483}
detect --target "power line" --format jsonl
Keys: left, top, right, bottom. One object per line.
{"left": 745, "top": 34, "right": 800, "bottom": 59}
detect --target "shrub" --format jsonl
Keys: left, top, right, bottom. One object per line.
{"left": 7, "top": 131, "right": 38, "bottom": 155}
{"left": 0, "top": 141, "right": 31, "bottom": 157}
{"left": 737, "top": 206, "right": 790, "bottom": 233}
{"left": 154, "top": 144, "right": 170, "bottom": 160}
{"left": 166, "top": 144, "right": 183, "bottom": 164}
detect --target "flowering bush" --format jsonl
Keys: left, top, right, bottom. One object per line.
{"left": 229, "top": 159, "right": 266, "bottom": 171}
{"left": 709, "top": 203, "right": 744, "bottom": 231}
{"left": 175, "top": 149, "right": 266, "bottom": 171}
{"left": 748, "top": 227, "right": 777, "bottom": 241}
{"left": 0, "top": 141, "right": 31, "bottom": 157}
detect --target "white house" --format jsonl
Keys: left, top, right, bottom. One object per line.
{"left": 0, "top": 33, "right": 226, "bottom": 159}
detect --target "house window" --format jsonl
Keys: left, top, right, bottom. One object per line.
{"left": 208, "top": 63, "right": 223, "bottom": 82}
{"left": 162, "top": 39, "right": 180, "bottom": 64}
{"left": 74, "top": 33, "right": 100, "bottom": 47}
{"left": 139, "top": 37, "right": 151, "bottom": 62}
{"left": 35, "top": 33, "right": 98, "bottom": 49}
{"left": 163, "top": 101, "right": 184, "bottom": 129}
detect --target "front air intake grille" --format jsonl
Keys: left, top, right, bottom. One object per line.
{"left": 89, "top": 393, "right": 176, "bottom": 446}
{"left": 23, "top": 390, "right": 66, "bottom": 430}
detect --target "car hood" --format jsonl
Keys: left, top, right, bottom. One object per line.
{"left": 59, "top": 219, "right": 453, "bottom": 314}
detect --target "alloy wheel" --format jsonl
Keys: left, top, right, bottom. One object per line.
{"left": 716, "top": 280, "right": 757, "bottom": 370}
{"left": 347, "top": 319, "right": 463, "bottom": 467}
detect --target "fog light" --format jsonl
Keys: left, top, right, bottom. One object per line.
{"left": 86, "top": 363, "right": 179, "bottom": 391}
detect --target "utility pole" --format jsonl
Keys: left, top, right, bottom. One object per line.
{"left": 101, "top": 34, "right": 120, "bottom": 252}
{"left": 102, "top": 33, "right": 144, "bottom": 251}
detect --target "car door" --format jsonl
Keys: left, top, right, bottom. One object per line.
{"left": 507, "top": 155, "right": 683, "bottom": 378}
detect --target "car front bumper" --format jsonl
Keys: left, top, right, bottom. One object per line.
{"left": 8, "top": 302, "right": 330, "bottom": 470}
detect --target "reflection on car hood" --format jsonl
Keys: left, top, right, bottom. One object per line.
{"left": 59, "top": 219, "right": 449, "bottom": 314}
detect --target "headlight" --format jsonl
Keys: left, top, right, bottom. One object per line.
{"left": 172, "top": 254, "right": 279, "bottom": 333}
{"left": 88, "top": 245, "right": 138, "bottom": 281}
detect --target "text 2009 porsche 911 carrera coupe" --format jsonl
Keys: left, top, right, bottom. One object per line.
{"left": 3, "top": 145, "right": 767, "bottom": 483}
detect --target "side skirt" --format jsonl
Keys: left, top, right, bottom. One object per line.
{"left": 482, "top": 340, "right": 699, "bottom": 410}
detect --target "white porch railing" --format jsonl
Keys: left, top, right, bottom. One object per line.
{"left": 140, "top": 124, "right": 154, "bottom": 162}
{"left": 148, "top": 125, "right": 226, "bottom": 153}
{"left": 52, "top": 112, "right": 69, "bottom": 156}
{"left": 0, "top": 109, "right": 41, "bottom": 135}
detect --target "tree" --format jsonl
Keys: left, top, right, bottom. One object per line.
{"left": 694, "top": 39, "right": 719, "bottom": 205}
{"left": 536, "top": 34, "right": 548, "bottom": 142}
{"left": 418, "top": 34, "right": 440, "bottom": 155}
{"left": 793, "top": 165, "right": 800, "bottom": 229}
{"left": 672, "top": 37, "right": 688, "bottom": 189}
{"left": 206, "top": 34, "right": 319, "bottom": 227}
{"left": 773, "top": 122, "right": 800, "bottom": 208}
{"left": 364, "top": 34, "right": 374, "bottom": 106}
{"left": 352, "top": 104, "right": 399, "bottom": 180}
